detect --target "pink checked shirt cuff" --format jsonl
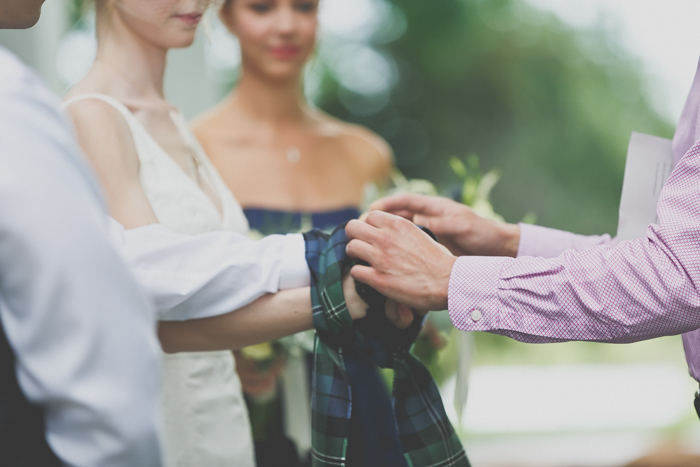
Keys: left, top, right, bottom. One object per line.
{"left": 448, "top": 256, "right": 510, "bottom": 332}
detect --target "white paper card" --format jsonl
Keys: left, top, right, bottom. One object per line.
{"left": 616, "top": 132, "right": 674, "bottom": 241}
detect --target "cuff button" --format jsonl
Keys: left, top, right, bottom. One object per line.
{"left": 471, "top": 309, "right": 482, "bottom": 322}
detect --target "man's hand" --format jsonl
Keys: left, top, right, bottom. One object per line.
{"left": 369, "top": 194, "right": 520, "bottom": 258}
{"left": 346, "top": 211, "right": 457, "bottom": 314}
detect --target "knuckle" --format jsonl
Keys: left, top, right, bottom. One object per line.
{"left": 345, "top": 219, "right": 360, "bottom": 236}
{"left": 388, "top": 215, "right": 402, "bottom": 227}
{"left": 374, "top": 253, "right": 390, "bottom": 272}
{"left": 366, "top": 210, "right": 380, "bottom": 223}
{"left": 378, "top": 231, "right": 393, "bottom": 247}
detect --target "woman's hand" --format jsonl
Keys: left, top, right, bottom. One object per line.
{"left": 384, "top": 299, "right": 416, "bottom": 330}
{"left": 233, "top": 350, "right": 285, "bottom": 397}
{"left": 343, "top": 271, "right": 414, "bottom": 329}
{"left": 343, "top": 273, "right": 368, "bottom": 320}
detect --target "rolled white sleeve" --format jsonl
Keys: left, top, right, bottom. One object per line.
{"left": 0, "top": 48, "right": 162, "bottom": 467}
{"left": 108, "top": 219, "right": 310, "bottom": 321}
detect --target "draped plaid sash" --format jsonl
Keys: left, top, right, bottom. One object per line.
{"left": 304, "top": 226, "right": 470, "bottom": 467}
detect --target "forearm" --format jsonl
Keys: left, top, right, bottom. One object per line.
{"left": 158, "top": 287, "right": 313, "bottom": 352}
{"left": 450, "top": 230, "right": 700, "bottom": 343}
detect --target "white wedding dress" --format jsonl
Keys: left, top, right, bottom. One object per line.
{"left": 64, "top": 94, "right": 255, "bottom": 467}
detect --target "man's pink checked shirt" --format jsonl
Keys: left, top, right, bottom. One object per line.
{"left": 448, "top": 58, "right": 700, "bottom": 383}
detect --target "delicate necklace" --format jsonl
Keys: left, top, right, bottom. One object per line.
{"left": 287, "top": 146, "right": 301, "bottom": 164}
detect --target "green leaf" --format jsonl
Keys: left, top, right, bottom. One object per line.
{"left": 521, "top": 211, "right": 538, "bottom": 224}
{"left": 462, "top": 178, "right": 478, "bottom": 206}
{"left": 475, "top": 168, "right": 501, "bottom": 202}
{"left": 467, "top": 154, "right": 480, "bottom": 172}
{"left": 449, "top": 156, "right": 468, "bottom": 180}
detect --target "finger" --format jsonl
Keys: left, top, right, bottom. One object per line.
{"left": 386, "top": 209, "right": 417, "bottom": 221}
{"left": 412, "top": 214, "right": 433, "bottom": 231}
{"left": 349, "top": 264, "right": 381, "bottom": 291}
{"left": 346, "top": 238, "right": 375, "bottom": 264}
{"left": 369, "top": 193, "right": 440, "bottom": 217}
{"left": 397, "top": 304, "right": 415, "bottom": 329}
{"left": 342, "top": 272, "right": 369, "bottom": 320}
{"left": 364, "top": 210, "right": 410, "bottom": 229}
{"left": 346, "top": 218, "right": 381, "bottom": 243}
{"left": 367, "top": 203, "right": 415, "bottom": 221}
{"left": 385, "top": 300, "right": 400, "bottom": 325}
{"left": 384, "top": 300, "right": 411, "bottom": 329}
{"left": 387, "top": 302, "right": 414, "bottom": 330}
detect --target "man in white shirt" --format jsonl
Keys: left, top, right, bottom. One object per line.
{"left": 0, "top": 2, "right": 163, "bottom": 465}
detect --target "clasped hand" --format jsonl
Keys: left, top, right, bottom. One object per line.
{"left": 346, "top": 210, "right": 457, "bottom": 315}
{"left": 342, "top": 267, "right": 415, "bottom": 330}
{"left": 345, "top": 193, "right": 520, "bottom": 320}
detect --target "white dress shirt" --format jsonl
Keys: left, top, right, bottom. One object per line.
{"left": 0, "top": 44, "right": 311, "bottom": 465}
{"left": 0, "top": 47, "right": 163, "bottom": 466}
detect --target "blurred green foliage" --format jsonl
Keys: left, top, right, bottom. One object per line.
{"left": 318, "top": 0, "right": 673, "bottom": 236}
{"left": 69, "top": 0, "right": 90, "bottom": 27}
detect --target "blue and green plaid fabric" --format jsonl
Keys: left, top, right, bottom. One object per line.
{"left": 304, "top": 226, "right": 470, "bottom": 467}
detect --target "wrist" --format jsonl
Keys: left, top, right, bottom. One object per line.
{"left": 500, "top": 223, "right": 520, "bottom": 258}
{"left": 428, "top": 253, "right": 457, "bottom": 313}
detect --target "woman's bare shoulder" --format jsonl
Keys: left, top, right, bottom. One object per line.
{"left": 64, "top": 95, "right": 132, "bottom": 150}
{"left": 64, "top": 77, "right": 128, "bottom": 132}
{"left": 191, "top": 102, "right": 233, "bottom": 142}
{"left": 314, "top": 112, "right": 394, "bottom": 181}
{"left": 63, "top": 85, "right": 140, "bottom": 178}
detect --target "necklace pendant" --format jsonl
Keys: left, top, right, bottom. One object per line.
{"left": 287, "top": 147, "right": 301, "bottom": 164}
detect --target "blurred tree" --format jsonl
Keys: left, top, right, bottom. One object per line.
{"left": 69, "top": 0, "right": 89, "bottom": 27}
{"left": 66, "top": 0, "right": 674, "bottom": 235}
{"left": 318, "top": 0, "right": 673, "bottom": 235}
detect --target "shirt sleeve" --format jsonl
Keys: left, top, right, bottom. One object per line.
{"left": 517, "top": 223, "right": 614, "bottom": 258}
{"left": 0, "top": 57, "right": 162, "bottom": 467}
{"left": 448, "top": 141, "right": 700, "bottom": 345}
{"left": 108, "top": 220, "right": 311, "bottom": 321}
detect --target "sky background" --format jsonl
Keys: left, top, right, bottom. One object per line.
{"left": 525, "top": 0, "right": 700, "bottom": 124}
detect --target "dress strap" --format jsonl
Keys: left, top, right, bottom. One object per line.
{"left": 62, "top": 93, "right": 156, "bottom": 165}
{"left": 62, "top": 93, "right": 144, "bottom": 138}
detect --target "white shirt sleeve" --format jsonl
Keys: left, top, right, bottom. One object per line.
{"left": 108, "top": 219, "right": 311, "bottom": 321}
{"left": 0, "top": 48, "right": 162, "bottom": 467}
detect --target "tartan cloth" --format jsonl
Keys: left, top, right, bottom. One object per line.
{"left": 304, "top": 226, "right": 470, "bottom": 467}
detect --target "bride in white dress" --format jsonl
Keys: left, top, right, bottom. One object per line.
{"left": 62, "top": 0, "right": 338, "bottom": 465}
{"left": 64, "top": 1, "right": 256, "bottom": 465}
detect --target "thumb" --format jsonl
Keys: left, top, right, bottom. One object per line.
{"left": 413, "top": 214, "right": 434, "bottom": 230}
{"left": 413, "top": 214, "right": 433, "bottom": 230}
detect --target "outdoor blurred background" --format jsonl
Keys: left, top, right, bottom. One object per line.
{"left": 3, "top": 0, "right": 700, "bottom": 465}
